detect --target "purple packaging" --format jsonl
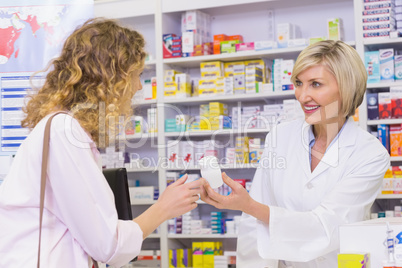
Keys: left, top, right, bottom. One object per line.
{"left": 367, "top": 93, "right": 379, "bottom": 120}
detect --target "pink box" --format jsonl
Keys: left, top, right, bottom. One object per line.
{"left": 235, "top": 42, "right": 255, "bottom": 51}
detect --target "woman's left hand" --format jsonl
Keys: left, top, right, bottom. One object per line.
{"left": 200, "top": 172, "right": 253, "bottom": 212}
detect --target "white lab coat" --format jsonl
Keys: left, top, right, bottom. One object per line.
{"left": 237, "top": 118, "right": 390, "bottom": 268}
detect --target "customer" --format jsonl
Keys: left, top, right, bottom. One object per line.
{"left": 0, "top": 18, "right": 202, "bottom": 267}
{"left": 201, "top": 40, "right": 390, "bottom": 268}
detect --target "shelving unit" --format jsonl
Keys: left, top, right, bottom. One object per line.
{"left": 94, "top": 0, "right": 397, "bottom": 266}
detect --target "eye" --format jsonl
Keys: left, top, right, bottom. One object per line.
{"left": 312, "top": 81, "right": 321, "bottom": 88}
{"left": 295, "top": 80, "right": 302, "bottom": 87}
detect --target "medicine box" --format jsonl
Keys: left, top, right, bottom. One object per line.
{"left": 337, "top": 253, "right": 370, "bottom": 268}
{"left": 395, "top": 55, "right": 402, "bottom": 80}
{"left": 327, "top": 18, "right": 343, "bottom": 40}
{"left": 391, "top": 87, "right": 402, "bottom": 118}
{"left": 277, "top": 23, "right": 294, "bottom": 48}
{"left": 367, "top": 93, "right": 379, "bottom": 120}
{"left": 379, "top": 49, "right": 395, "bottom": 80}
{"left": 129, "top": 186, "right": 154, "bottom": 202}
{"left": 379, "top": 92, "right": 392, "bottom": 119}
{"left": 365, "top": 51, "right": 381, "bottom": 83}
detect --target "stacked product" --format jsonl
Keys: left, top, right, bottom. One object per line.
{"left": 381, "top": 167, "right": 402, "bottom": 195}
{"left": 163, "top": 34, "right": 182, "bottom": 58}
{"left": 362, "top": 0, "right": 396, "bottom": 39}
{"left": 192, "top": 241, "right": 223, "bottom": 268}
{"left": 169, "top": 248, "right": 192, "bottom": 268}
{"left": 181, "top": 10, "right": 212, "bottom": 57}
{"left": 365, "top": 48, "right": 402, "bottom": 83}
{"left": 164, "top": 70, "right": 192, "bottom": 98}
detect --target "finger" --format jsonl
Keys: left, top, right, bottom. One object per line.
{"left": 205, "top": 183, "right": 223, "bottom": 201}
{"left": 171, "top": 174, "right": 188, "bottom": 186}
{"left": 202, "top": 194, "right": 221, "bottom": 208}
{"left": 189, "top": 187, "right": 202, "bottom": 195}
{"left": 190, "top": 195, "right": 200, "bottom": 203}
{"left": 221, "top": 172, "right": 238, "bottom": 188}
{"left": 186, "top": 177, "right": 204, "bottom": 188}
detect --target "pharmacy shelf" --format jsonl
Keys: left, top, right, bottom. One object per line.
{"left": 147, "top": 233, "right": 161, "bottom": 239}
{"left": 164, "top": 128, "right": 269, "bottom": 138}
{"left": 163, "top": 41, "right": 355, "bottom": 69}
{"left": 167, "top": 163, "right": 258, "bottom": 171}
{"left": 163, "top": 47, "right": 306, "bottom": 68}
{"left": 367, "top": 81, "right": 402, "bottom": 89}
{"left": 377, "top": 194, "right": 402, "bottom": 200}
{"left": 145, "top": 59, "right": 157, "bottom": 66}
{"left": 126, "top": 167, "right": 158, "bottom": 173}
{"left": 163, "top": 91, "right": 295, "bottom": 105}
{"left": 363, "top": 38, "right": 402, "bottom": 46}
{"left": 391, "top": 157, "right": 402, "bottom": 162}
{"left": 132, "top": 99, "right": 157, "bottom": 106}
{"left": 94, "top": 0, "right": 156, "bottom": 19}
{"left": 131, "top": 200, "right": 157, "bottom": 205}
{"left": 367, "top": 119, "right": 402, "bottom": 126}
{"left": 161, "top": 0, "right": 267, "bottom": 13}
{"left": 167, "top": 234, "right": 237, "bottom": 239}
{"left": 118, "top": 133, "right": 158, "bottom": 140}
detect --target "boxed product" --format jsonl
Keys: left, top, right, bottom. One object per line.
{"left": 367, "top": 93, "right": 379, "bottom": 120}
{"left": 163, "top": 34, "right": 178, "bottom": 58}
{"left": 379, "top": 48, "right": 395, "bottom": 81}
{"left": 365, "top": 51, "right": 381, "bottom": 83}
{"left": 235, "top": 42, "right": 254, "bottom": 51}
{"left": 395, "top": 54, "right": 402, "bottom": 80}
{"left": 277, "top": 23, "right": 294, "bottom": 48}
{"left": 391, "top": 87, "right": 402, "bottom": 118}
{"left": 337, "top": 253, "right": 370, "bottom": 268}
{"left": 213, "top": 34, "right": 228, "bottom": 54}
{"left": 327, "top": 18, "right": 343, "bottom": 40}
{"left": 379, "top": 92, "right": 392, "bottom": 118}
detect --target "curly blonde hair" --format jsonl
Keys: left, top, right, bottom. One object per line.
{"left": 22, "top": 18, "right": 146, "bottom": 147}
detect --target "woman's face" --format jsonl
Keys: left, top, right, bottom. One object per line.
{"left": 294, "top": 64, "right": 343, "bottom": 126}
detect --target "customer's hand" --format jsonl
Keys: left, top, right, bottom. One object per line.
{"left": 156, "top": 174, "right": 204, "bottom": 221}
{"left": 200, "top": 172, "right": 252, "bottom": 212}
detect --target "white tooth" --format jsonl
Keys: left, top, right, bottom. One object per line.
{"left": 305, "top": 106, "right": 319, "bottom": 111}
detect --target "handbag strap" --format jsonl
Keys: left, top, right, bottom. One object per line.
{"left": 37, "top": 112, "right": 98, "bottom": 268}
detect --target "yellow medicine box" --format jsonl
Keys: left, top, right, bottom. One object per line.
{"left": 338, "top": 253, "right": 370, "bottom": 268}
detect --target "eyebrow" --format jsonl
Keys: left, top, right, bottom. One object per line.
{"left": 295, "top": 76, "right": 324, "bottom": 82}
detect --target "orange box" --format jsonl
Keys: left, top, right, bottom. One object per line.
{"left": 390, "top": 124, "right": 402, "bottom": 156}
{"left": 228, "top": 35, "right": 244, "bottom": 42}
{"left": 213, "top": 34, "right": 229, "bottom": 54}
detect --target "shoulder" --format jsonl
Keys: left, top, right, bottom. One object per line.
{"left": 353, "top": 124, "right": 388, "bottom": 156}
{"left": 49, "top": 113, "right": 95, "bottom": 148}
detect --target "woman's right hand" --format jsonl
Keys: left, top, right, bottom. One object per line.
{"left": 156, "top": 174, "right": 204, "bottom": 221}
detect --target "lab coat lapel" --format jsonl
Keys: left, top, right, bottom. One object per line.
{"left": 297, "top": 121, "right": 313, "bottom": 179}
{"left": 310, "top": 118, "right": 357, "bottom": 180}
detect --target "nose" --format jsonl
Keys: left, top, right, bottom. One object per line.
{"left": 138, "top": 79, "right": 143, "bottom": 91}
{"left": 295, "top": 84, "right": 311, "bottom": 104}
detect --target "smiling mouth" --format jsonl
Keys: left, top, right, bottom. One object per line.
{"left": 304, "top": 105, "right": 320, "bottom": 112}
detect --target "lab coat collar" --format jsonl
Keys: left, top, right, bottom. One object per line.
{"left": 299, "top": 117, "right": 357, "bottom": 180}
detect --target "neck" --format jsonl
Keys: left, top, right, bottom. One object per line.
{"left": 313, "top": 116, "right": 347, "bottom": 146}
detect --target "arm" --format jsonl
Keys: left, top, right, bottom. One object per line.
{"left": 133, "top": 174, "right": 203, "bottom": 238}
{"left": 201, "top": 172, "right": 270, "bottom": 224}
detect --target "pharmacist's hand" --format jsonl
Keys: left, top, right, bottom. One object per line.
{"left": 156, "top": 174, "right": 204, "bottom": 220}
{"left": 200, "top": 172, "right": 252, "bottom": 212}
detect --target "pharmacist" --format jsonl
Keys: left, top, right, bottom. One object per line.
{"left": 201, "top": 40, "right": 390, "bottom": 268}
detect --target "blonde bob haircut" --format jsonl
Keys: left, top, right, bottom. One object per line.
{"left": 291, "top": 40, "right": 367, "bottom": 117}
{"left": 22, "top": 18, "right": 146, "bottom": 147}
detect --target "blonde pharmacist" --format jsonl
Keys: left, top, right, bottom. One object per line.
{"left": 0, "top": 18, "right": 203, "bottom": 267}
{"left": 201, "top": 40, "right": 390, "bottom": 268}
